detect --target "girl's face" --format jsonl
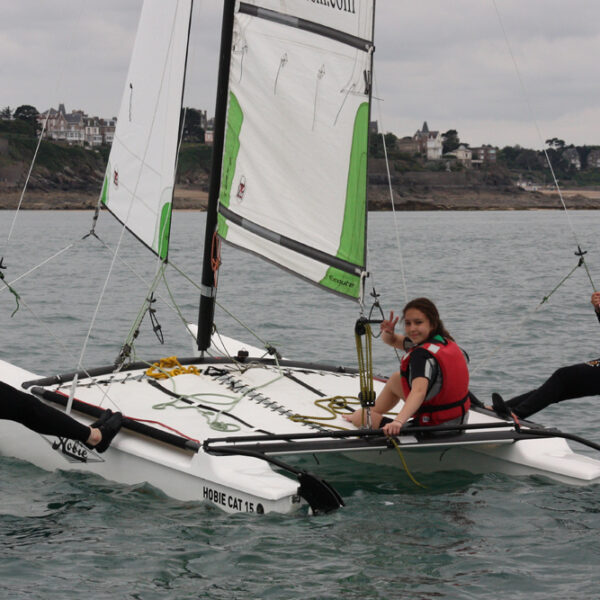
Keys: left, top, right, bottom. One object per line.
{"left": 403, "top": 308, "right": 434, "bottom": 344}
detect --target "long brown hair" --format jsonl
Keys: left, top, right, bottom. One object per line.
{"left": 403, "top": 297, "right": 454, "bottom": 341}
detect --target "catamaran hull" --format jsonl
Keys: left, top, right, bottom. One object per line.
{"left": 0, "top": 420, "right": 301, "bottom": 514}
{"left": 0, "top": 354, "right": 599, "bottom": 516}
{"left": 0, "top": 360, "right": 304, "bottom": 515}
{"left": 338, "top": 440, "right": 600, "bottom": 486}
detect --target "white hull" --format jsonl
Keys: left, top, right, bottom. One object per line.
{"left": 0, "top": 359, "right": 303, "bottom": 515}
{"left": 0, "top": 419, "right": 297, "bottom": 515}
{"left": 1, "top": 340, "right": 599, "bottom": 515}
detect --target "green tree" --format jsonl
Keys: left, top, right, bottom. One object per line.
{"left": 181, "top": 108, "right": 205, "bottom": 142}
{"left": 369, "top": 132, "right": 397, "bottom": 158}
{"left": 0, "top": 106, "right": 11, "bottom": 120}
{"left": 13, "top": 104, "right": 40, "bottom": 135}
{"left": 545, "top": 137, "right": 565, "bottom": 150}
{"left": 497, "top": 145, "right": 521, "bottom": 168}
{"left": 515, "top": 149, "right": 542, "bottom": 171}
{"left": 442, "top": 129, "right": 460, "bottom": 154}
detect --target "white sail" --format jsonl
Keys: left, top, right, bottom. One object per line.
{"left": 217, "top": 0, "right": 374, "bottom": 300}
{"left": 100, "top": 0, "right": 193, "bottom": 260}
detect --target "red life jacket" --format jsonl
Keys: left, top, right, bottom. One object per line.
{"left": 400, "top": 338, "right": 470, "bottom": 426}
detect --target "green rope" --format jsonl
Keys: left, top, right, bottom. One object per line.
{"left": 149, "top": 362, "right": 286, "bottom": 433}
{"left": 289, "top": 396, "right": 361, "bottom": 430}
{"left": 0, "top": 260, "right": 20, "bottom": 317}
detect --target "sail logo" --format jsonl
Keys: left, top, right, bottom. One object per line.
{"left": 235, "top": 176, "right": 246, "bottom": 202}
{"left": 307, "top": 0, "right": 356, "bottom": 13}
{"left": 327, "top": 273, "right": 355, "bottom": 289}
{"left": 113, "top": 168, "right": 119, "bottom": 188}
{"left": 48, "top": 437, "right": 104, "bottom": 464}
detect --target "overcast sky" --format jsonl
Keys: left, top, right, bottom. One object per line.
{"left": 2, "top": 1, "right": 599, "bottom": 149}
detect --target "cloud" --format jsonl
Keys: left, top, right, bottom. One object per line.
{"left": 2, "top": 1, "right": 598, "bottom": 149}
{"left": 373, "top": 1, "right": 600, "bottom": 147}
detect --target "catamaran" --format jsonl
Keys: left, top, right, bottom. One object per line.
{"left": 1, "top": 0, "right": 600, "bottom": 515}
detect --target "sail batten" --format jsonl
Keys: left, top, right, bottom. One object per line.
{"left": 238, "top": 3, "right": 374, "bottom": 51}
{"left": 217, "top": 0, "right": 374, "bottom": 301}
{"left": 219, "top": 205, "right": 362, "bottom": 276}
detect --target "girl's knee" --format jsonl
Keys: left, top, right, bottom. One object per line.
{"left": 387, "top": 371, "right": 404, "bottom": 394}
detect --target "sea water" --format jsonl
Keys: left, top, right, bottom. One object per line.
{"left": 0, "top": 209, "right": 599, "bottom": 599}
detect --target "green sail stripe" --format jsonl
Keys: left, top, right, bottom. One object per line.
{"left": 319, "top": 102, "right": 369, "bottom": 299}
{"left": 101, "top": 170, "right": 110, "bottom": 205}
{"left": 157, "top": 202, "right": 172, "bottom": 260}
{"left": 217, "top": 92, "right": 244, "bottom": 239}
{"left": 336, "top": 101, "right": 368, "bottom": 265}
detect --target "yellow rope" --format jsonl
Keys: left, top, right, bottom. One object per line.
{"left": 355, "top": 323, "right": 375, "bottom": 404}
{"left": 289, "top": 396, "right": 360, "bottom": 430}
{"left": 387, "top": 436, "right": 427, "bottom": 488}
{"left": 146, "top": 353, "right": 425, "bottom": 487}
{"left": 288, "top": 394, "right": 426, "bottom": 488}
{"left": 145, "top": 356, "right": 200, "bottom": 379}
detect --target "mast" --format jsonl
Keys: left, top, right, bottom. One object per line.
{"left": 196, "top": 0, "right": 236, "bottom": 352}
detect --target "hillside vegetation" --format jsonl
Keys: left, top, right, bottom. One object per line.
{"left": 1, "top": 119, "right": 599, "bottom": 210}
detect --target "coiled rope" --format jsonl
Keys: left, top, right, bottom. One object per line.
{"left": 145, "top": 356, "right": 201, "bottom": 379}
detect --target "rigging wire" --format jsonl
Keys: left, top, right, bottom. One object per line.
{"left": 80, "top": 5, "right": 184, "bottom": 377}
{"left": 471, "top": 253, "right": 587, "bottom": 376}
{"left": 467, "top": 1, "right": 600, "bottom": 376}
{"left": 2, "top": 115, "right": 49, "bottom": 256}
{"left": 167, "top": 258, "right": 277, "bottom": 353}
{"left": 1, "top": 0, "right": 87, "bottom": 258}
{"left": 0, "top": 240, "right": 80, "bottom": 296}
{"left": 372, "top": 70, "right": 409, "bottom": 305}
{"left": 114, "top": 263, "right": 167, "bottom": 369}
{"left": 491, "top": 0, "right": 596, "bottom": 292}
{"left": 4, "top": 289, "right": 95, "bottom": 384}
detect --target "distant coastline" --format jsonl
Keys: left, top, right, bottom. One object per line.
{"left": 3, "top": 124, "right": 600, "bottom": 211}
{"left": 1, "top": 185, "right": 599, "bottom": 210}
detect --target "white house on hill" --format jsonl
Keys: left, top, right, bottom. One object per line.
{"left": 413, "top": 121, "right": 443, "bottom": 160}
{"left": 38, "top": 103, "right": 116, "bottom": 147}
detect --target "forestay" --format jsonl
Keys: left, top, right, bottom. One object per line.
{"left": 100, "top": 0, "right": 193, "bottom": 260}
{"left": 217, "top": 0, "right": 374, "bottom": 300}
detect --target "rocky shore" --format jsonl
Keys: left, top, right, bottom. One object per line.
{"left": 1, "top": 185, "right": 598, "bottom": 211}
{"left": 0, "top": 187, "right": 209, "bottom": 210}
{"left": 1, "top": 157, "right": 599, "bottom": 210}
{"left": 2, "top": 137, "right": 599, "bottom": 210}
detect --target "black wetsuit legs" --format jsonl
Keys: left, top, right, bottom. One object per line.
{"left": 0, "top": 381, "right": 90, "bottom": 442}
{"left": 505, "top": 362, "right": 600, "bottom": 419}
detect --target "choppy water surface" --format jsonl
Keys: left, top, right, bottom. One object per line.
{"left": 1, "top": 209, "right": 600, "bottom": 599}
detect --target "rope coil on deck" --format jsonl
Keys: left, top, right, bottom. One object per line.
{"left": 145, "top": 356, "right": 201, "bottom": 379}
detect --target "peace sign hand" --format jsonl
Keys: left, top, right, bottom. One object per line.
{"left": 380, "top": 311, "right": 399, "bottom": 335}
